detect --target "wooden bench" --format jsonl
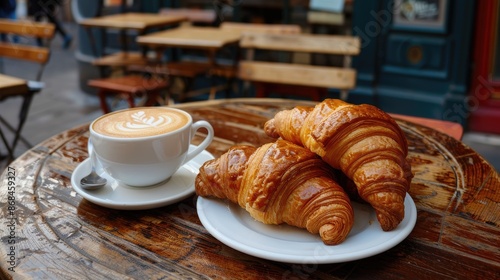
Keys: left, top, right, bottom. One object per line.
{"left": 0, "top": 19, "right": 55, "bottom": 160}
{"left": 238, "top": 32, "right": 360, "bottom": 101}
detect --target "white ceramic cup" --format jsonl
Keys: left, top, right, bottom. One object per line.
{"left": 89, "top": 107, "right": 214, "bottom": 187}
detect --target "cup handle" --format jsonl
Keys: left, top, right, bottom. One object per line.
{"left": 183, "top": 120, "right": 214, "bottom": 164}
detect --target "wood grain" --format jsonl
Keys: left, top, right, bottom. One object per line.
{"left": 0, "top": 19, "right": 55, "bottom": 39}
{"left": 239, "top": 33, "right": 360, "bottom": 55}
{"left": 238, "top": 61, "right": 357, "bottom": 89}
{"left": 0, "top": 99, "right": 498, "bottom": 279}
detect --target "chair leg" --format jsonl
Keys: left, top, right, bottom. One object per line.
{"left": 241, "top": 81, "right": 251, "bottom": 97}
{"left": 313, "top": 88, "right": 328, "bottom": 101}
{"left": 98, "top": 89, "right": 111, "bottom": 114}
{"left": 176, "top": 77, "right": 195, "bottom": 102}
{"left": 208, "top": 74, "right": 217, "bottom": 100}
{"left": 177, "top": 77, "right": 194, "bottom": 102}
{"left": 340, "top": 90, "right": 349, "bottom": 101}
{"left": 144, "top": 91, "right": 161, "bottom": 106}
{"left": 0, "top": 126, "right": 14, "bottom": 160}
{"left": 0, "top": 93, "right": 35, "bottom": 161}
{"left": 254, "top": 83, "right": 268, "bottom": 98}
{"left": 126, "top": 93, "right": 136, "bottom": 109}
{"left": 208, "top": 84, "right": 217, "bottom": 100}
{"left": 224, "top": 77, "right": 235, "bottom": 98}
{"left": 0, "top": 115, "right": 32, "bottom": 149}
{"left": 170, "top": 77, "right": 185, "bottom": 102}
{"left": 10, "top": 93, "right": 34, "bottom": 155}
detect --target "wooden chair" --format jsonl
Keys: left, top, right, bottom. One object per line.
{"left": 176, "top": 22, "right": 303, "bottom": 100}
{"left": 220, "top": 22, "right": 303, "bottom": 97}
{"left": 0, "top": 19, "right": 55, "bottom": 160}
{"left": 127, "top": 59, "right": 212, "bottom": 102}
{"left": 87, "top": 33, "right": 171, "bottom": 113}
{"left": 218, "top": 22, "right": 302, "bottom": 66}
{"left": 238, "top": 32, "right": 360, "bottom": 101}
{"left": 88, "top": 74, "right": 170, "bottom": 114}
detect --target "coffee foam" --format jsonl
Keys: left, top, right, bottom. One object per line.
{"left": 92, "top": 108, "right": 189, "bottom": 138}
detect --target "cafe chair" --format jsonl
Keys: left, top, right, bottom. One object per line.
{"left": 128, "top": 60, "right": 212, "bottom": 102}
{"left": 237, "top": 32, "right": 360, "bottom": 101}
{"left": 87, "top": 74, "right": 170, "bottom": 114}
{"left": 176, "top": 22, "right": 304, "bottom": 100}
{"left": 0, "top": 19, "right": 55, "bottom": 161}
{"left": 216, "top": 22, "right": 303, "bottom": 98}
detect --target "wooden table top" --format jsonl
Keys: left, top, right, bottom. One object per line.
{"left": 0, "top": 74, "right": 28, "bottom": 99}
{"left": 159, "top": 8, "right": 216, "bottom": 24}
{"left": 0, "top": 99, "right": 498, "bottom": 279}
{"left": 137, "top": 26, "right": 242, "bottom": 50}
{"left": 80, "top": 12, "right": 186, "bottom": 31}
{"left": 389, "top": 113, "right": 464, "bottom": 141}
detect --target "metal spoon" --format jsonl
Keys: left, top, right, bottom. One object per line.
{"left": 80, "top": 140, "right": 107, "bottom": 190}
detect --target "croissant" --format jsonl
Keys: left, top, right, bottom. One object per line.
{"left": 195, "top": 139, "right": 354, "bottom": 245}
{"left": 264, "top": 99, "right": 413, "bottom": 231}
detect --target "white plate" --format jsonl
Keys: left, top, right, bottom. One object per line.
{"left": 197, "top": 193, "right": 417, "bottom": 264}
{"left": 71, "top": 148, "right": 214, "bottom": 210}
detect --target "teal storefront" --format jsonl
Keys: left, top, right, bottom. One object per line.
{"left": 350, "top": 0, "right": 475, "bottom": 125}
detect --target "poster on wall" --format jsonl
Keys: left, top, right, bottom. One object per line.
{"left": 393, "top": 0, "right": 449, "bottom": 32}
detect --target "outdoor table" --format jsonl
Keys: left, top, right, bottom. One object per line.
{"left": 0, "top": 98, "right": 498, "bottom": 279}
{"left": 0, "top": 74, "right": 28, "bottom": 97}
{"left": 136, "top": 25, "right": 241, "bottom": 69}
{"left": 80, "top": 12, "right": 187, "bottom": 67}
{"left": 137, "top": 26, "right": 242, "bottom": 99}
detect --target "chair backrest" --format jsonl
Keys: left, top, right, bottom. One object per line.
{"left": 219, "top": 22, "right": 301, "bottom": 35}
{"left": 239, "top": 33, "right": 359, "bottom": 55}
{"left": 0, "top": 19, "right": 55, "bottom": 80}
{"left": 237, "top": 32, "right": 360, "bottom": 94}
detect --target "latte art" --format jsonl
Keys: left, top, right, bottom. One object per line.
{"left": 117, "top": 111, "right": 173, "bottom": 131}
{"left": 92, "top": 108, "right": 189, "bottom": 138}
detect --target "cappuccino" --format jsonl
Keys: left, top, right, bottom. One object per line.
{"left": 92, "top": 107, "right": 190, "bottom": 138}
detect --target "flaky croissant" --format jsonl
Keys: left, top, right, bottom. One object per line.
{"left": 195, "top": 139, "right": 354, "bottom": 245}
{"left": 264, "top": 99, "right": 413, "bottom": 231}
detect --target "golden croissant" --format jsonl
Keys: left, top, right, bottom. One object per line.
{"left": 195, "top": 139, "right": 354, "bottom": 245}
{"left": 264, "top": 99, "right": 413, "bottom": 231}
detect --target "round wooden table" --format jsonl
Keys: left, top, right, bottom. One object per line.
{"left": 1, "top": 99, "right": 499, "bottom": 279}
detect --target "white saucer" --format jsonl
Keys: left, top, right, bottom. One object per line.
{"left": 197, "top": 193, "right": 417, "bottom": 264}
{"left": 71, "top": 148, "right": 214, "bottom": 210}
